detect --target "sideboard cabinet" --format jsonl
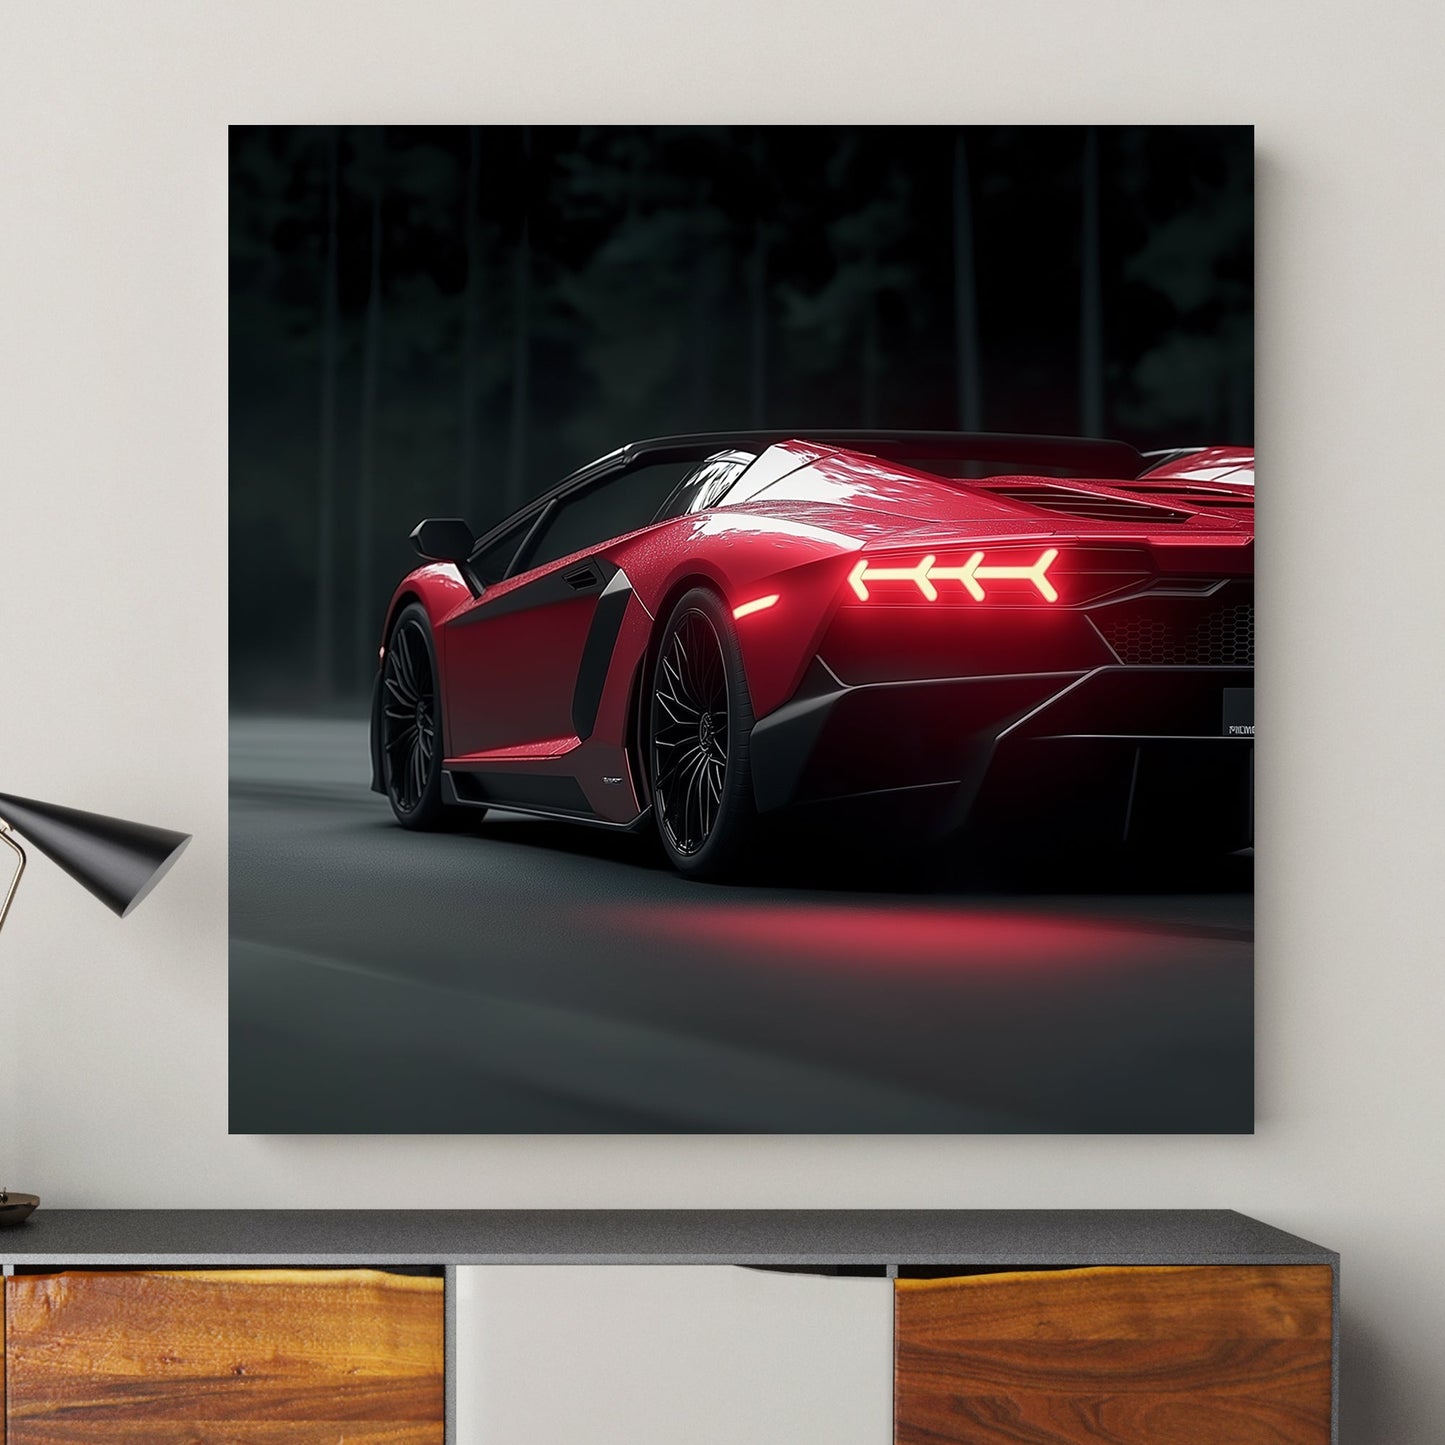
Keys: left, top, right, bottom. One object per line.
{"left": 0, "top": 1210, "right": 1338, "bottom": 1444}
{"left": 894, "top": 1263, "right": 1333, "bottom": 1444}
{"left": 2, "top": 1268, "right": 444, "bottom": 1442}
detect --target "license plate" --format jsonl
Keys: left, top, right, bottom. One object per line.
{"left": 1223, "top": 687, "right": 1254, "bottom": 738}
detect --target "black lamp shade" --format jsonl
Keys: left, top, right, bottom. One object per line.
{"left": 0, "top": 793, "right": 191, "bottom": 918}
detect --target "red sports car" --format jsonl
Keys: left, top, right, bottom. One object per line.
{"left": 371, "top": 432, "right": 1254, "bottom": 877}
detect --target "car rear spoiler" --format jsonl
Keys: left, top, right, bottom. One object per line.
{"left": 615, "top": 430, "right": 1148, "bottom": 481}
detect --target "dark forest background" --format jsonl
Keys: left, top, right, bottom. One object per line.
{"left": 230, "top": 124, "right": 1253, "bottom": 707}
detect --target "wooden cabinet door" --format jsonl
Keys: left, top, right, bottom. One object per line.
{"left": 4, "top": 1268, "right": 444, "bottom": 1444}
{"left": 895, "top": 1264, "right": 1333, "bottom": 1445}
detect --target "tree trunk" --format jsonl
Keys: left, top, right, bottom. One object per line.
{"left": 315, "top": 127, "right": 340, "bottom": 700}
{"left": 356, "top": 174, "right": 383, "bottom": 692}
{"left": 952, "top": 131, "right": 982, "bottom": 433}
{"left": 861, "top": 271, "right": 880, "bottom": 427}
{"left": 748, "top": 130, "right": 769, "bottom": 428}
{"left": 689, "top": 183, "right": 714, "bottom": 426}
{"left": 748, "top": 220, "right": 769, "bottom": 427}
{"left": 459, "top": 125, "right": 481, "bottom": 517}
{"left": 506, "top": 128, "right": 532, "bottom": 513}
{"left": 1079, "top": 126, "right": 1105, "bottom": 438}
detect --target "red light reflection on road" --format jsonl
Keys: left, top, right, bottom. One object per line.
{"left": 603, "top": 901, "right": 1185, "bottom": 977}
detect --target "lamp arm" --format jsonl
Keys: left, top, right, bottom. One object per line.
{"left": 0, "top": 817, "right": 25, "bottom": 935}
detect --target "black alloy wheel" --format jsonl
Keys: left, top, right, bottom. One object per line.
{"left": 381, "top": 603, "right": 447, "bottom": 828}
{"left": 649, "top": 587, "right": 756, "bottom": 877}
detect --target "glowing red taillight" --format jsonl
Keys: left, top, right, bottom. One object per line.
{"left": 847, "top": 548, "right": 1060, "bottom": 603}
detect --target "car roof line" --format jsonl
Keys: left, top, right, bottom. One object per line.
{"left": 617, "top": 430, "right": 1146, "bottom": 479}
{"left": 466, "top": 430, "right": 1149, "bottom": 564}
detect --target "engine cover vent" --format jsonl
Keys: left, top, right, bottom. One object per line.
{"left": 981, "top": 483, "right": 1191, "bottom": 525}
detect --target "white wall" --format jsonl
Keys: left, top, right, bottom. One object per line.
{"left": 0, "top": 3, "right": 1441, "bottom": 1439}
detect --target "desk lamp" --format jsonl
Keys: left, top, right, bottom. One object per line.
{"left": 0, "top": 791, "right": 191, "bottom": 1225}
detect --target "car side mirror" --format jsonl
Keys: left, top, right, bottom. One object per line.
{"left": 410, "top": 518, "right": 475, "bottom": 565}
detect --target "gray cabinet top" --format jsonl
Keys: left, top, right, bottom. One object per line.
{"left": 0, "top": 1209, "right": 1336, "bottom": 1267}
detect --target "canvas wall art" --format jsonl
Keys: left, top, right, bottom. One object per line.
{"left": 230, "top": 124, "right": 1254, "bottom": 1132}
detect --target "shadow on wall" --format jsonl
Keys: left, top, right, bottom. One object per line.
{"left": 1342, "top": 1304, "right": 1394, "bottom": 1443}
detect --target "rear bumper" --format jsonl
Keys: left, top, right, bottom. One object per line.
{"left": 749, "top": 664, "right": 1253, "bottom": 849}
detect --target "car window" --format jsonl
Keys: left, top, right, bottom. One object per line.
{"left": 470, "top": 512, "right": 539, "bottom": 585}
{"left": 712, "top": 444, "right": 815, "bottom": 507}
{"left": 653, "top": 451, "right": 756, "bottom": 523}
{"left": 518, "top": 461, "right": 692, "bottom": 573}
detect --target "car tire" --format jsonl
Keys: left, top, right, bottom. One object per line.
{"left": 379, "top": 602, "right": 455, "bottom": 830}
{"left": 648, "top": 586, "right": 757, "bottom": 879}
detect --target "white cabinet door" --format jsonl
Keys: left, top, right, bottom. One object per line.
{"left": 456, "top": 1265, "right": 892, "bottom": 1445}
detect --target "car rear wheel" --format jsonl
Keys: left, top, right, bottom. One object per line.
{"left": 649, "top": 587, "right": 756, "bottom": 879}
{"left": 380, "top": 603, "right": 453, "bottom": 830}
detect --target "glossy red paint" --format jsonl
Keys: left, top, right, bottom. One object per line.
{"left": 1141, "top": 446, "right": 1255, "bottom": 485}
{"left": 374, "top": 437, "right": 1255, "bottom": 837}
{"left": 445, "top": 592, "right": 596, "bottom": 756}
{"left": 379, "top": 562, "right": 473, "bottom": 638}
{"left": 752, "top": 444, "right": 1253, "bottom": 545}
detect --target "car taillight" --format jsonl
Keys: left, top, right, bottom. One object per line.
{"left": 846, "top": 548, "right": 1060, "bottom": 604}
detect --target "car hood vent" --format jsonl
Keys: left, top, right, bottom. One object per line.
{"left": 979, "top": 483, "right": 1191, "bottom": 524}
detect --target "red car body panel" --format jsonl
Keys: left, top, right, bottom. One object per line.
{"left": 1140, "top": 445, "right": 1255, "bottom": 485}
{"left": 374, "top": 436, "right": 1255, "bottom": 848}
{"left": 445, "top": 592, "right": 597, "bottom": 756}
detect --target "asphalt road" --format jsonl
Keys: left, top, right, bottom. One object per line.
{"left": 230, "top": 716, "right": 1253, "bottom": 1133}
